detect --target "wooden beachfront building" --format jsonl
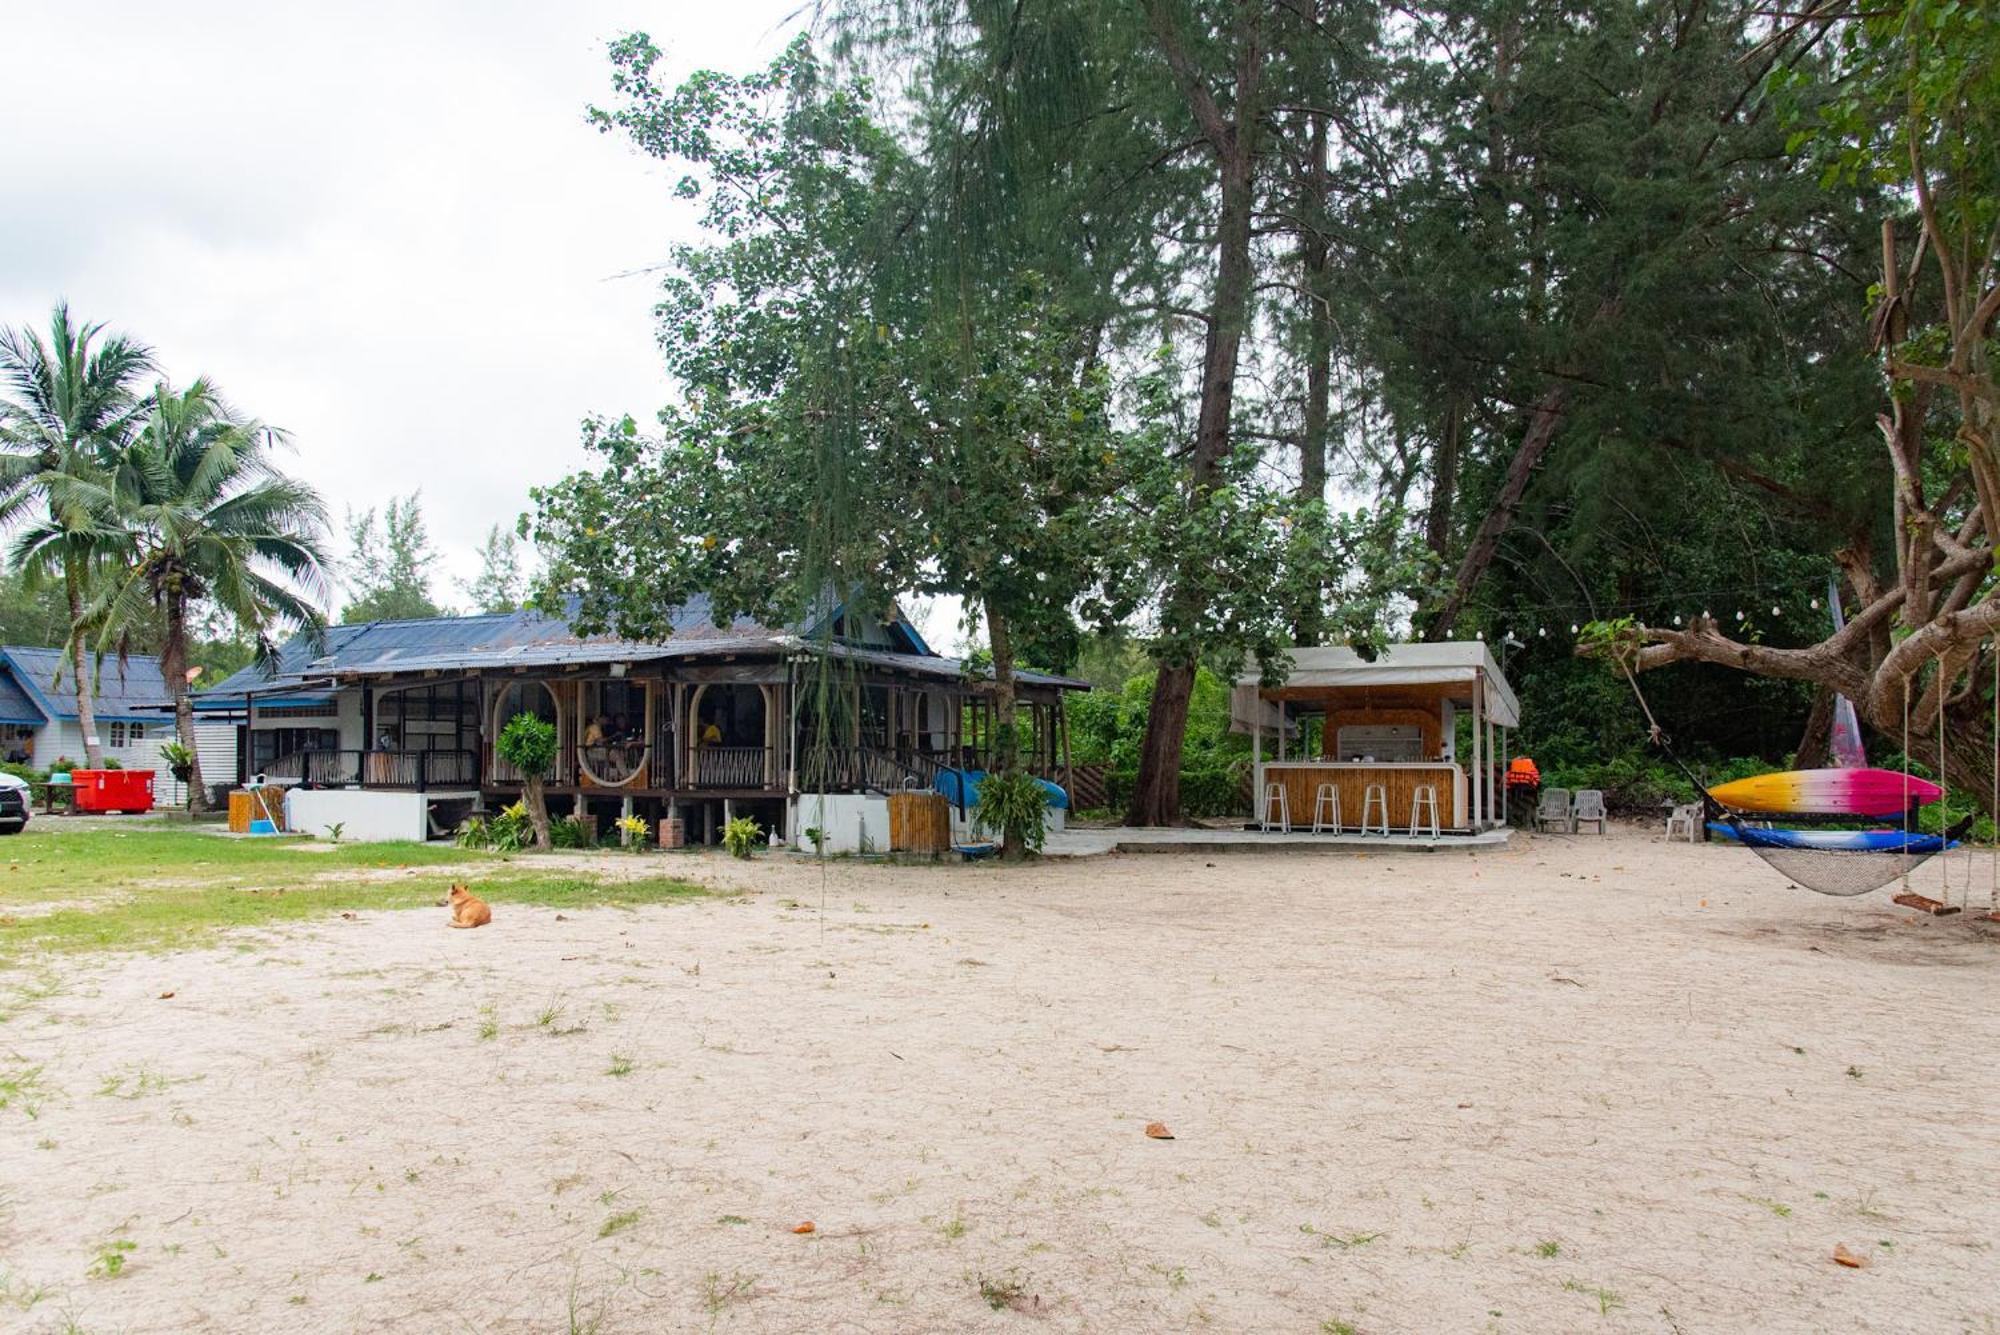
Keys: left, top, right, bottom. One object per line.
{"left": 196, "top": 599, "right": 1085, "bottom": 843}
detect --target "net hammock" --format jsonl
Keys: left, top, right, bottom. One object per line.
{"left": 1713, "top": 820, "right": 1964, "bottom": 897}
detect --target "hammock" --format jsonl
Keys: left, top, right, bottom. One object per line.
{"left": 1707, "top": 817, "right": 1968, "bottom": 897}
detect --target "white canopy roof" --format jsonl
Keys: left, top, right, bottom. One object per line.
{"left": 1232, "top": 641, "right": 1521, "bottom": 728}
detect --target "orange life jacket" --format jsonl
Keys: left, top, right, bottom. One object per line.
{"left": 1506, "top": 756, "right": 1541, "bottom": 786}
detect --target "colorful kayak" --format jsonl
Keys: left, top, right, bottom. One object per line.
{"left": 1707, "top": 768, "right": 1941, "bottom": 819}
{"left": 1709, "top": 822, "right": 1957, "bottom": 854}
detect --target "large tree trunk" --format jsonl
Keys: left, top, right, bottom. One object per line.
{"left": 65, "top": 565, "right": 103, "bottom": 768}
{"left": 1424, "top": 395, "right": 1462, "bottom": 558}
{"left": 1127, "top": 1, "right": 1262, "bottom": 826}
{"left": 522, "top": 774, "right": 553, "bottom": 850}
{"left": 1425, "top": 382, "right": 1570, "bottom": 640}
{"left": 162, "top": 589, "right": 209, "bottom": 813}
{"left": 1294, "top": 116, "right": 1333, "bottom": 648}
{"left": 985, "top": 603, "right": 1030, "bottom": 859}
{"left": 1793, "top": 685, "right": 1835, "bottom": 770}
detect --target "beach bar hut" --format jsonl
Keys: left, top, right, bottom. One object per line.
{"left": 1232, "top": 642, "right": 1521, "bottom": 834}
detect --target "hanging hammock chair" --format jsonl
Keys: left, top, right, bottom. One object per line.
{"left": 1706, "top": 816, "right": 1969, "bottom": 897}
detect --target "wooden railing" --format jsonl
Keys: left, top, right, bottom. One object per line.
{"left": 266, "top": 749, "right": 479, "bottom": 791}
{"left": 689, "top": 745, "right": 771, "bottom": 789}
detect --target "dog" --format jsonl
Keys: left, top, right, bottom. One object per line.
{"left": 446, "top": 883, "right": 492, "bottom": 929}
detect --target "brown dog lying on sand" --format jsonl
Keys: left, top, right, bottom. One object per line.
{"left": 446, "top": 884, "right": 492, "bottom": 929}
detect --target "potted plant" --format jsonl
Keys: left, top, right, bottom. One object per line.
{"left": 159, "top": 741, "right": 195, "bottom": 784}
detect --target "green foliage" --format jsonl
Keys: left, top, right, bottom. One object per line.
{"left": 549, "top": 815, "right": 597, "bottom": 850}
{"left": 496, "top": 713, "right": 558, "bottom": 776}
{"left": 972, "top": 770, "right": 1050, "bottom": 855}
{"left": 721, "top": 816, "right": 761, "bottom": 859}
{"left": 341, "top": 493, "right": 444, "bottom": 623}
{"left": 157, "top": 741, "right": 193, "bottom": 773}
{"left": 457, "top": 802, "right": 533, "bottom": 852}
{"left": 1107, "top": 766, "right": 1248, "bottom": 821}
{"left": 1069, "top": 667, "right": 1246, "bottom": 772}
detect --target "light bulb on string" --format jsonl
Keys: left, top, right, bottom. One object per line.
{"left": 1537, "top": 627, "right": 1546, "bottom": 638}
{"left": 1673, "top": 614, "right": 1683, "bottom": 626}
{"left": 1570, "top": 623, "right": 1579, "bottom": 634}
{"left": 1771, "top": 605, "right": 1780, "bottom": 617}
{"left": 1811, "top": 598, "right": 1820, "bottom": 610}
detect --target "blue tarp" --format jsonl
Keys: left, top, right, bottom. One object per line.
{"left": 934, "top": 768, "right": 1069, "bottom": 811}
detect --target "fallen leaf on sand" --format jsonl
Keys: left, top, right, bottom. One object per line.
{"left": 158, "top": 991, "right": 175, "bottom": 1000}
{"left": 1832, "top": 1244, "right": 1866, "bottom": 1269}
{"left": 1144, "top": 1121, "right": 1174, "bottom": 1140}
{"left": 792, "top": 1221, "right": 816, "bottom": 1234}
{"left": 340, "top": 911, "right": 357, "bottom": 920}
{"left": 555, "top": 913, "right": 570, "bottom": 922}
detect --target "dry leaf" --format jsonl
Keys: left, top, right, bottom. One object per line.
{"left": 792, "top": 1221, "right": 816, "bottom": 1235}
{"left": 158, "top": 991, "right": 175, "bottom": 1000}
{"left": 340, "top": 911, "right": 357, "bottom": 920}
{"left": 1832, "top": 1244, "right": 1866, "bottom": 1269}
{"left": 1144, "top": 1121, "right": 1174, "bottom": 1140}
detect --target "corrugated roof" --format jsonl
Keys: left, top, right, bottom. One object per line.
{"left": 793, "top": 641, "right": 1089, "bottom": 690}
{"left": 0, "top": 646, "right": 179, "bottom": 722}
{"left": 195, "top": 598, "right": 1087, "bottom": 701}
{"left": 0, "top": 670, "right": 43, "bottom": 724}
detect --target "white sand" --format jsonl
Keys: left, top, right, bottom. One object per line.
{"left": 3, "top": 827, "right": 1997, "bottom": 1333}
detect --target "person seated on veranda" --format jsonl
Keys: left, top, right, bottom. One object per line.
{"left": 584, "top": 714, "right": 609, "bottom": 748}
{"left": 699, "top": 719, "right": 723, "bottom": 748}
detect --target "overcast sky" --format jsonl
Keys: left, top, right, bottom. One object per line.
{"left": 2, "top": 1, "right": 818, "bottom": 617}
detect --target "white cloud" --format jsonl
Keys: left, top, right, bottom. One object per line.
{"left": 0, "top": 0, "right": 802, "bottom": 608}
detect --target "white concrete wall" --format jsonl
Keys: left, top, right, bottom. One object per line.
{"left": 285, "top": 788, "right": 454, "bottom": 843}
{"left": 791, "top": 794, "right": 891, "bottom": 854}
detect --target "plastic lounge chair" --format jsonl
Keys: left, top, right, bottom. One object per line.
{"left": 1534, "top": 787, "right": 1572, "bottom": 833}
{"left": 1664, "top": 803, "right": 1699, "bottom": 843}
{"left": 1572, "top": 789, "right": 1608, "bottom": 835}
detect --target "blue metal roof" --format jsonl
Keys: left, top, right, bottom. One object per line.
{"left": 0, "top": 670, "right": 43, "bottom": 725}
{"left": 0, "top": 646, "right": 180, "bottom": 722}
{"left": 197, "top": 598, "right": 787, "bottom": 701}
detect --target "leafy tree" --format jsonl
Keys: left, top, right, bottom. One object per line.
{"left": 459, "top": 523, "right": 526, "bottom": 614}
{"left": 0, "top": 302, "right": 156, "bottom": 767}
{"left": 1606, "top": 0, "right": 2000, "bottom": 810}
{"left": 532, "top": 39, "right": 1137, "bottom": 855}
{"left": 342, "top": 492, "right": 445, "bottom": 622}
{"left": 89, "top": 378, "right": 329, "bottom": 811}
{"left": 496, "top": 712, "right": 557, "bottom": 849}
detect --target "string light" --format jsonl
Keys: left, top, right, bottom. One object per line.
{"left": 1673, "top": 614, "right": 1682, "bottom": 626}
{"left": 1570, "top": 623, "right": 1579, "bottom": 634}
{"left": 1770, "top": 604, "right": 1780, "bottom": 617}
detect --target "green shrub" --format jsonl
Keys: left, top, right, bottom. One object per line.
{"left": 457, "top": 801, "right": 533, "bottom": 851}
{"left": 549, "top": 815, "right": 597, "bottom": 849}
{"left": 722, "top": 816, "right": 762, "bottom": 858}
{"left": 973, "top": 770, "right": 1050, "bottom": 854}
{"left": 1105, "top": 763, "right": 1249, "bottom": 820}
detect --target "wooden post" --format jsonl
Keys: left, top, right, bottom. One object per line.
{"left": 1471, "top": 673, "right": 1484, "bottom": 828}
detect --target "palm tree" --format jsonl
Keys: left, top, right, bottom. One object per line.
{"left": 0, "top": 303, "right": 156, "bottom": 768}
{"left": 91, "top": 378, "right": 330, "bottom": 811}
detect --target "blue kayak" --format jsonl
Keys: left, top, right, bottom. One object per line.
{"left": 1708, "top": 822, "right": 1957, "bottom": 854}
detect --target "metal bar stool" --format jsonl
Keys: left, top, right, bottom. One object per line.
{"left": 1360, "top": 783, "right": 1390, "bottom": 836}
{"left": 1260, "top": 781, "right": 1291, "bottom": 833}
{"left": 1311, "top": 783, "right": 1341, "bottom": 834}
{"left": 1409, "top": 784, "right": 1440, "bottom": 839}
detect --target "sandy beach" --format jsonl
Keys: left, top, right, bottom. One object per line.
{"left": 3, "top": 825, "right": 1996, "bottom": 1333}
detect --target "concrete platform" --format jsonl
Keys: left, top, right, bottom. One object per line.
{"left": 1044, "top": 824, "right": 1513, "bottom": 857}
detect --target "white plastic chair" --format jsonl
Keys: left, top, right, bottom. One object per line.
{"left": 1535, "top": 787, "right": 1573, "bottom": 833}
{"left": 1572, "top": 789, "right": 1608, "bottom": 835}
{"left": 1665, "top": 803, "right": 1699, "bottom": 843}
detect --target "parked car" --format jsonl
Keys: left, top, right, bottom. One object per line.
{"left": 0, "top": 771, "right": 31, "bottom": 835}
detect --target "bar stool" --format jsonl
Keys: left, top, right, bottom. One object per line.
{"left": 1260, "top": 782, "right": 1291, "bottom": 833}
{"left": 1360, "top": 784, "right": 1390, "bottom": 836}
{"left": 1311, "top": 783, "right": 1341, "bottom": 834}
{"left": 1409, "top": 784, "right": 1440, "bottom": 839}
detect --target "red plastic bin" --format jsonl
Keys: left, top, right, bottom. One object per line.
{"left": 69, "top": 769, "right": 156, "bottom": 815}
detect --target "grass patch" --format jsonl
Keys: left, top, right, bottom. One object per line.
{"left": 605, "top": 1054, "right": 634, "bottom": 1077}
{"left": 0, "top": 1062, "right": 50, "bottom": 1119}
{"left": 0, "top": 829, "right": 706, "bottom": 961}
{"left": 1534, "top": 1240, "right": 1561, "bottom": 1258}
{"left": 1561, "top": 1278, "right": 1624, "bottom": 1316}
{"left": 598, "top": 1209, "right": 641, "bottom": 1238}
